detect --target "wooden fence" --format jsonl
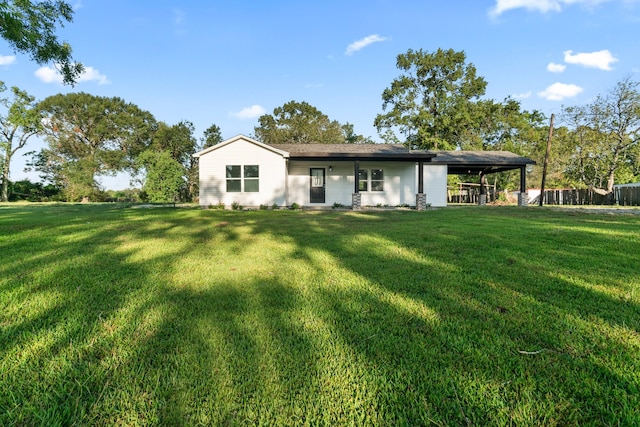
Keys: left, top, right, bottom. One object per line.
{"left": 539, "top": 187, "right": 640, "bottom": 206}
{"left": 447, "top": 183, "right": 497, "bottom": 204}
{"left": 614, "top": 186, "right": 640, "bottom": 206}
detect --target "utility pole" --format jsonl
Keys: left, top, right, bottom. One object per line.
{"left": 539, "top": 114, "right": 554, "bottom": 207}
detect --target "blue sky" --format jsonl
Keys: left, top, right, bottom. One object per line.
{"left": 2, "top": 0, "right": 639, "bottom": 189}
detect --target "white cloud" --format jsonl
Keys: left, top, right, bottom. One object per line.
{"left": 547, "top": 62, "right": 566, "bottom": 72}
{"left": 513, "top": 91, "right": 533, "bottom": 99}
{"left": 563, "top": 49, "right": 618, "bottom": 70}
{"left": 35, "top": 65, "right": 110, "bottom": 85}
{"left": 0, "top": 55, "right": 16, "bottom": 66}
{"left": 79, "top": 67, "right": 110, "bottom": 84}
{"left": 229, "top": 105, "right": 266, "bottom": 119}
{"left": 345, "top": 34, "right": 388, "bottom": 56}
{"left": 538, "top": 82, "right": 584, "bottom": 100}
{"left": 490, "top": 0, "right": 613, "bottom": 16}
{"left": 490, "top": 0, "right": 562, "bottom": 16}
{"left": 34, "top": 66, "right": 62, "bottom": 83}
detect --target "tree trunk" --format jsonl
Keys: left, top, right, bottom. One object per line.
{"left": 1, "top": 151, "right": 10, "bottom": 202}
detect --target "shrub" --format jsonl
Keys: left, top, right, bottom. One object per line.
{"left": 231, "top": 201, "right": 243, "bottom": 210}
{"left": 290, "top": 202, "right": 300, "bottom": 210}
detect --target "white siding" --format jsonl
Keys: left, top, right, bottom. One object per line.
{"left": 198, "top": 139, "right": 287, "bottom": 207}
{"left": 422, "top": 164, "right": 448, "bottom": 207}
{"left": 197, "top": 137, "right": 450, "bottom": 208}
{"left": 287, "top": 161, "right": 418, "bottom": 207}
{"left": 287, "top": 161, "right": 353, "bottom": 206}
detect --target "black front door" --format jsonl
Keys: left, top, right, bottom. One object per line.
{"left": 310, "top": 168, "right": 325, "bottom": 203}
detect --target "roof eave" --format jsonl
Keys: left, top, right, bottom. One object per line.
{"left": 287, "top": 153, "right": 437, "bottom": 161}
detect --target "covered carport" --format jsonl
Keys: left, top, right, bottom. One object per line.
{"left": 426, "top": 150, "right": 537, "bottom": 206}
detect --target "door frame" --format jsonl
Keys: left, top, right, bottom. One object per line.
{"left": 309, "top": 168, "right": 326, "bottom": 203}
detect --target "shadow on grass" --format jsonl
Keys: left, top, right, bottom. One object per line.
{"left": 0, "top": 205, "right": 638, "bottom": 425}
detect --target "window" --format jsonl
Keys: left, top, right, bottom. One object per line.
{"left": 226, "top": 165, "right": 259, "bottom": 192}
{"left": 371, "top": 169, "right": 384, "bottom": 191}
{"left": 244, "top": 165, "right": 259, "bottom": 192}
{"left": 358, "top": 168, "right": 384, "bottom": 192}
{"left": 226, "top": 165, "right": 241, "bottom": 192}
{"left": 358, "top": 169, "right": 368, "bottom": 192}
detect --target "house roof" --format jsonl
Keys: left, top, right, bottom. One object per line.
{"left": 268, "top": 143, "right": 437, "bottom": 161}
{"left": 195, "top": 135, "right": 535, "bottom": 175}
{"left": 271, "top": 144, "right": 535, "bottom": 174}
{"left": 193, "top": 134, "right": 289, "bottom": 158}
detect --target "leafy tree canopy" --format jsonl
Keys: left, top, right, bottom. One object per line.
{"left": 254, "top": 100, "right": 369, "bottom": 144}
{"left": 560, "top": 77, "right": 640, "bottom": 194}
{"left": 202, "top": 123, "right": 222, "bottom": 149}
{"left": 147, "top": 120, "right": 199, "bottom": 201}
{"left": 150, "top": 120, "right": 197, "bottom": 167}
{"left": 374, "top": 48, "right": 489, "bottom": 150}
{"left": 0, "top": 0, "right": 82, "bottom": 85}
{"left": 36, "top": 92, "right": 156, "bottom": 200}
{"left": 0, "top": 82, "right": 42, "bottom": 201}
{"left": 137, "top": 150, "right": 185, "bottom": 203}
{"left": 460, "top": 98, "right": 546, "bottom": 152}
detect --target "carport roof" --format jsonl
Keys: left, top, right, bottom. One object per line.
{"left": 420, "top": 150, "right": 536, "bottom": 175}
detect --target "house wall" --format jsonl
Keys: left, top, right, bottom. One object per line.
{"left": 197, "top": 138, "right": 449, "bottom": 208}
{"left": 421, "top": 164, "right": 448, "bottom": 207}
{"left": 288, "top": 161, "right": 425, "bottom": 207}
{"left": 198, "top": 139, "right": 287, "bottom": 207}
{"left": 288, "top": 161, "right": 352, "bottom": 206}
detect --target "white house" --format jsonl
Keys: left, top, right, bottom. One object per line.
{"left": 194, "top": 135, "right": 535, "bottom": 209}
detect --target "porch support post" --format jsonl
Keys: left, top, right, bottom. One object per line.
{"left": 479, "top": 172, "right": 487, "bottom": 205}
{"left": 352, "top": 160, "right": 361, "bottom": 210}
{"left": 416, "top": 161, "right": 426, "bottom": 210}
{"left": 518, "top": 165, "right": 528, "bottom": 207}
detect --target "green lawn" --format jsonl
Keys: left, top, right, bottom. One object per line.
{"left": 0, "top": 204, "right": 638, "bottom": 426}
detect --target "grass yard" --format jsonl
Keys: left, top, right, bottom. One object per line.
{"left": 0, "top": 204, "right": 638, "bottom": 426}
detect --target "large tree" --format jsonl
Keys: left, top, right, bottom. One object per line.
{"left": 0, "top": 0, "right": 82, "bottom": 84}
{"left": 460, "top": 98, "right": 546, "bottom": 152}
{"left": 136, "top": 150, "right": 184, "bottom": 203}
{"left": 374, "top": 48, "right": 488, "bottom": 150}
{"left": 142, "top": 120, "right": 198, "bottom": 201}
{"left": 0, "top": 82, "right": 42, "bottom": 201}
{"left": 561, "top": 77, "right": 640, "bottom": 194}
{"left": 149, "top": 120, "right": 197, "bottom": 167}
{"left": 202, "top": 123, "right": 222, "bottom": 149}
{"left": 255, "top": 100, "right": 353, "bottom": 144}
{"left": 37, "top": 92, "right": 156, "bottom": 200}
{"left": 341, "top": 122, "right": 374, "bottom": 144}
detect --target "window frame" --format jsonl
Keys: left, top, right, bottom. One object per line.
{"left": 225, "top": 164, "right": 260, "bottom": 193}
{"left": 243, "top": 165, "right": 259, "bottom": 193}
{"left": 358, "top": 168, "right": 384, "bottom": 192}
{"left": 226, "top": 165, "right": 242, "bottom": 192}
